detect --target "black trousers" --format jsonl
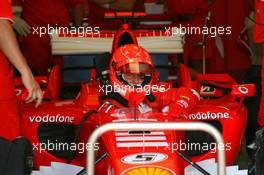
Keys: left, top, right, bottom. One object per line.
{"left": 244, "top": 65, "right": 261, "bottom": 146}
{"left": 255, "top": 128, "right": 264, "bottom": 175}
{"left": 0, "top": 137, "right": 33, "bottom": 175}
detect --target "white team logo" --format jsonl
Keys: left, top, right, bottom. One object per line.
{"left": 238, "top": 86, "right": 249, "bottom": 94}
{"left": 200, "top": 86, "right": 215, "bottom": 95}
{"left": 122, "top": 153, "right": 168, "bottom": 164}
{"left": 15, "top": 89, "right": 22, "bottom": 96}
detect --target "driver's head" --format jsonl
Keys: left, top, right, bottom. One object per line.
{"left": 122, "top": 73, "right": 144, "bottom": 86}
{"left": 110, "top": 44, "right": 154, "bottom": 100}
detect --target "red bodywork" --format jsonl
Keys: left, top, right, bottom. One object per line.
{"left": 18, "top": 19, "right": 254, "bottom": 174}
{"left": 19, "top": 75, "right": 251, "bottom": 174}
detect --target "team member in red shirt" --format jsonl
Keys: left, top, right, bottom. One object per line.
{"left": 165, "top": 0, "right": 214, "bottom": 73}
{"left": 12, "top": 0, "right": 84, "bottom": 75}
{"left": 254, "top": 0, "right": 264, "bottom": 127}
{"left": 0, "top": 0, "right": 43, "bottom": 141}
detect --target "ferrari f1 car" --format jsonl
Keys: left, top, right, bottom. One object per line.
{"left": 19, "top": 13, "right": 254, "bottom": 175}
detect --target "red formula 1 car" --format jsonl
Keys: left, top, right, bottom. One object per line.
{"left": 19, "top": 14, "right": 254, "bottom": 174}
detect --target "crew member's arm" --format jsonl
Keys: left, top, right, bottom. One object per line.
{"left": 73, "top": 4, "right": 84, "bottom": 26}
{"left": 12, "top": 0, "right": 31, "bottom": 36}
{"left": 0, "top": 19, "right": 42, "bottom": 107}
{"left": 68, "top": 0, "right": 85, "bottom": 27}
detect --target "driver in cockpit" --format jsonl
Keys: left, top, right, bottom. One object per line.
{"left": 98, "top": 44, "right": 200, "bottom": 117}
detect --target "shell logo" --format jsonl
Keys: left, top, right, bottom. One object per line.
{"left": 122, "top": 166, "right": 175, "bottom": 175}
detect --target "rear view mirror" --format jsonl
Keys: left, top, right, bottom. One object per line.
{"left": 231, "top": 84, "right": 255, "bottom": 97}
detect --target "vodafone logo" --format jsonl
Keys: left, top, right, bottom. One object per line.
{"left": 189, "top": 112, "right": 230, "bottom": 120}
{"left": 29, "top": 114, "right": 74, "bottom": 123}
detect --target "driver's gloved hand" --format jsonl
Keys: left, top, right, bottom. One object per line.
{"left": 168, "top": 99, "right": 189, "bottom": 118}
{"left": 161, "top": 88, "right": 200, "bottom": 117}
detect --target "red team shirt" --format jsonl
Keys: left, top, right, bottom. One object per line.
{"left": 11, "top": 0, "right": 84, "bottom": 75}
{"left": 12, "top": 0, "right": 84, "bottom": 27}
{"left": 0, "top": 0, "right": 21, "bottom": 141}
{"left": 254, "top": 0, "right": 264, "bottom": 43}
{"left": 254, "top": 0, "right": 264, "bottom": 126}
{"left": 0, "top": 0, "right": 84, "bottom": 140}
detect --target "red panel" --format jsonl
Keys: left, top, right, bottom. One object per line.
{"left": 210, "top": 0, "right": 251, "bottom": 79}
